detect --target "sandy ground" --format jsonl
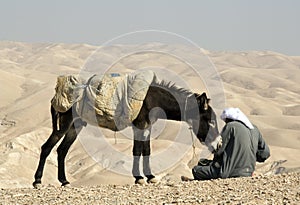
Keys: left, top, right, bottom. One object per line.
{"left": 0, "top": 172, "right": 299, "bottom": 204}
{"left": 0, "top": 41, "right": 299, "bottom": 203}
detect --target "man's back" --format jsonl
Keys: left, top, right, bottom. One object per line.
{"left": 218, "top": 121, "right": 258, "bottom": 178}
{"left": 187, "top": 107, "right": 270, "bottom": 181}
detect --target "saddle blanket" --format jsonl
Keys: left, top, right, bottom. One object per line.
{"left": 51, "top": 70, "right": 156, "bottom": 131}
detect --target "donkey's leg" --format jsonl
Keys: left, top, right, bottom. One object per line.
{"left": 57, "top": 119, "right": 84, "bottom": 186}
{"left": 33, "top": 109, "right": 73, "bottom": 188}
{"left": 132, "top": 126, "right": 157, "bottom": 184}
{"left": 33, "top": 132, "right": 64, "bottom": 188}
{"left": 141, "top": 128, "right": 157, "bottom": 183}
{"left": 132, "top": 126, "right": 146, "bottom": 184}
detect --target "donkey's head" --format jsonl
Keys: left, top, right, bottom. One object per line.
{"left": 187, "top": 92, "right": 219, "bottom": 147}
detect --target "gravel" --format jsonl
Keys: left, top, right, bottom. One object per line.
{"left": 1, "top": 172, "right": 299, "bottom": 205}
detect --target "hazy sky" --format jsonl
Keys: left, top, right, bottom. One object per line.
{"left": 0, "top": 0, "right": 299, "bottom": 55}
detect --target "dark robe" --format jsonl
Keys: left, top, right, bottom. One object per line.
{"left": 192, "top": 121, "right": 270, "bottom": 180}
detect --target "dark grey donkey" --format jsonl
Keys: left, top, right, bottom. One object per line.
{"left": 33, "top": 78, "right": 220, "bottom": 188}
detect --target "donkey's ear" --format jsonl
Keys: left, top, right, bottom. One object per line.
{"left": 200, "top": 92, "right": 207, "bottom": 99}
{"left": 195, "top": 92, "right": 210, "bottom": 104}
{"left": 198, "top": 92, "right": 210, "bottom": 110}
{"left": 193, "top": 93, "right": 199, "bottom": 98}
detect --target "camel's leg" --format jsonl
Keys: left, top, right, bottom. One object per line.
{"left": 33, "top": 109, "right": 73, "bottom": 188}
{"left": 57, "top": 119, "right": 84, "bottom": 186}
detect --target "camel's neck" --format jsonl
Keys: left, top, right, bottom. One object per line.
{"left": 146, "top": 83, "right": 194, "bottom": 122}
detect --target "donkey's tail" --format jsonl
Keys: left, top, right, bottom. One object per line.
{"left": 51, "top": 105, "right": 59, "bottom": 131}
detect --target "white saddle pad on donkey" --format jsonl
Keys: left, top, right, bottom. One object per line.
{"left": 51, "top": 70, "right": 156, "bottom": 131}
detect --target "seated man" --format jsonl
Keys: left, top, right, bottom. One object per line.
{"left": 183, "top": 107, "right": 270, "bottom": 181}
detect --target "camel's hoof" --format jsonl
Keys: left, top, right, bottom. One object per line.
{"left": 33, "top": 181, "right": 42, "bottom": 189}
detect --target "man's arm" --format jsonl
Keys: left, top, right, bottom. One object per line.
{"left": 255, "top": 128, "right": 270, "bottom": 162}
{"left": 215, "top": 124, "right": 232, "bottom": 156}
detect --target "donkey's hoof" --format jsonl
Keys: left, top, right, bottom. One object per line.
{"left": 135, "top": 178, "right": 146, "bottom": 185}
{"left": 147, "top": 177, "right": 158, "bottom": 183}
{"left": 146, "top": 175, "right": 158, "bottom": 184}
{"left": 61, "top": 181, "right": 71, "bottom": 187}
{"left": 136, "top": 178, "right": 146, "bottom": 185}
{"left": 33, "top": 180, "right": 42, "bottom": 189}
{"left": 33, "top": 182, "right": 42, "bottom": 189}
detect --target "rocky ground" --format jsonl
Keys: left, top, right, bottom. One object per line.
{"left": 1, "top": 172, "right": 299, "bottom": 205}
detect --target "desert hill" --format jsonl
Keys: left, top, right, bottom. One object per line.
{"left": 0, "top": 41, "right": 299, "bottom": 190}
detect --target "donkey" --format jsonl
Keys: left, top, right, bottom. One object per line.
{"left": 33, "top": 78, "right": 220, "bottom": 188}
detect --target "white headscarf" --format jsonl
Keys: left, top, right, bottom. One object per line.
{"left": 220, "top": 107, "right": 254, "bottom": 129}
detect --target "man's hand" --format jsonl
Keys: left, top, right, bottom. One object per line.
{"left": 208, "top": 135, "right": 222, "bottom": 153}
